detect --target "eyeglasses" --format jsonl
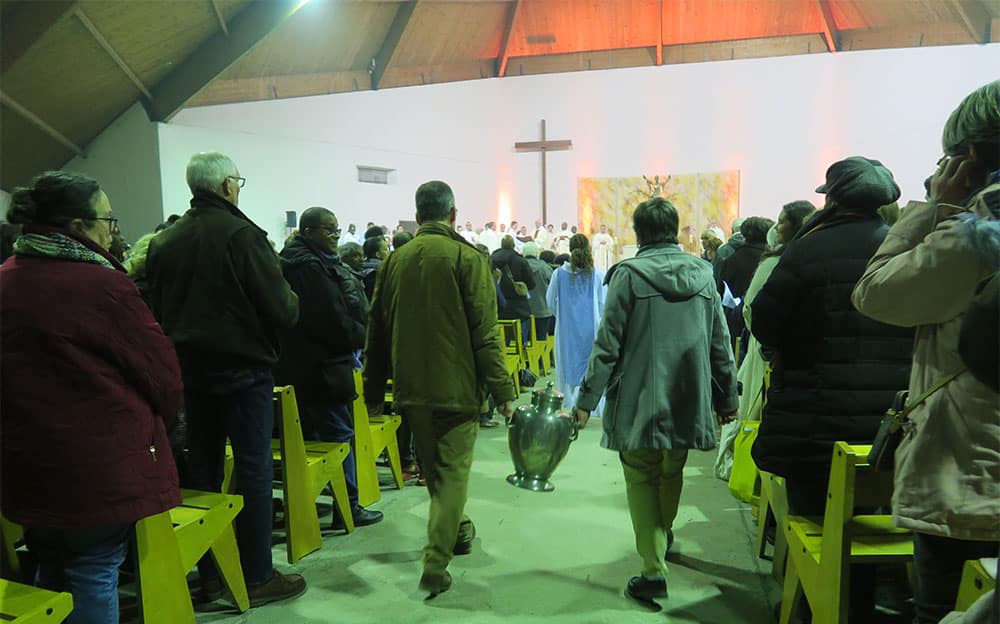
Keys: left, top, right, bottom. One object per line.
{"left": 312, "top": 226, "right": 341, "bottom": 236}
{"left": 94, "top": 217, "right": 119, "bottom": 232}
{"left": 227, "top": 176, "right": 247, "bottom": 188}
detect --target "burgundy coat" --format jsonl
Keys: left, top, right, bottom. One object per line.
{"left": 1, "top": 227, "right": 183, "bottom": 528}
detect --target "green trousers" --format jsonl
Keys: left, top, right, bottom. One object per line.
{"left": 619, "top": 448, "right": 689, "bottom": 578}
{"left": 405, "top": 407, "right": 478, "bottom": 575}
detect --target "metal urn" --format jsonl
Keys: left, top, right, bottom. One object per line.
{"left": 505, "top": 382, "right": 579, "bottom": 492}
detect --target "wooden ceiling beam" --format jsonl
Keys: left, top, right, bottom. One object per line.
{"left": 371, "top": 0, "right": 418, "bottom": 90}
{"left": 949, "top": 0, "right": 990, "bottom": 44}
{"left": 0, "top": 89, "right": 84, "bottom": 156}
{"left": 143, "top": 0, "right": 308, "bottom": 122}
{"left": 818, "top": 0, "right": 841, "bottom": 52}
{"left": 73, "top": 7, "right": 153, "bottom": 100}
{"left": 496, "top": 0, "right": 522, "bottom": 77}
{"left": 209, "top": 0, "right": 229, "bottom": 37}
{"left": 656, "top": 0, "right": 664, "bottom": 65}
{"left": 210, "top": 0, "right": 230, "bottom": 37}
{"left": 1, "top": 0, "right": 76, "bottom": 72}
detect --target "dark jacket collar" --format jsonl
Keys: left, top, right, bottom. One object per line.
{"left": 190, "top": 191, "right": 267, "bottom": 237}
{"left": 23, "top": 223, "right": 126, "bottom": 272}
{"left": 280, "top": 235, "right": 339, "bottom": 269}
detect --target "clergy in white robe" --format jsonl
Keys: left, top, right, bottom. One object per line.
{"left": 554, "top": 223, "right": 572, "bottom": 255}
{"left": 478, "top": 224, "right": 500, "bottom": 253}
{"left": 461, "top": 221, "right": 478, "bottom": 244}
{"left": 592, "top": 225, "right": 615, "bottom": 272}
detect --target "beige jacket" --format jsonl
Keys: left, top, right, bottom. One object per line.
{"left": 852, "top": 186, "right": 1000, "bottom": 541}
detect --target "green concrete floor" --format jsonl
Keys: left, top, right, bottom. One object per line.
{"left": 199, "top": 384, "right": 778, "bottom": 624}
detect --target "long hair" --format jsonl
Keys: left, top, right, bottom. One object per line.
{"left": 569, "top": 233, "right": 593, "bottom": 272}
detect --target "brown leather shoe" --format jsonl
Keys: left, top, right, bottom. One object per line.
{"left": 247, "top": 570, "right": 307, "bottom": 607}
{"left": 418, "top": 570, "right": 452, "bottom": 599}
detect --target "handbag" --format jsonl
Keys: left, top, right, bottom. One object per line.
{"left": 868, "top": 368, "right": 965, "bottom": 471}
{"left": 518, "top": 366, "right": 538, "bottom": 389}
{"left": 503, "top": 265, "right": 529, "bottom": 297}
{"left": 728, "top": 421, "right": 760, "bottom": 503}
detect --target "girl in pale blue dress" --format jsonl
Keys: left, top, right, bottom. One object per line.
{"left": 546, "top": 234, "right": 607, "bottom": 413}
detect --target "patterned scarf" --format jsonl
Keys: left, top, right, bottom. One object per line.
{"left": 12, "top": 232, "right": 115, "bottom": 269}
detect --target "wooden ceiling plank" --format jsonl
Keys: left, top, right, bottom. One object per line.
{"left": 949, "top": 0, "right": 991, "bottom": 43}
{"left": 144, "top": 0, "right": 309, "bottom": 122}
{"left": 210, "top": 0, "right": 230, "bottom": 36}
{"left": 1, "top": 0, "right": 76, "bottom": 72}
{"left": 73, "top": 7, "right": 152, "bottom": 100}
{"left": 818, "top": 0, "right": 841, "bottom": 52}
{"left": 496, "top": 0, "right": 522, "bottom": 77}
{"left": 371, "top": 0, "right": 418, "bottom": 90}
{"left": 0, "top": 89, "right": 83, "bottom": 156}
{"left": 656, "top": 0, "right": 663, "bottom": 65}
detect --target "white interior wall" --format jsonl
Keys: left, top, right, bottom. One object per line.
{"left": 63, "top": 102, "right": 163, "bottom": 240}
{"left": 160, "top": 44, "right": 1000, "bottom": 245}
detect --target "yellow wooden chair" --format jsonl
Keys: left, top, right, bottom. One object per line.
{"left": 523, "top": 316, "right": 548, "bottom": 377}
{"left": 0, "top": 579, "right": 72, "bottom": 623}
{"left": 133, "top": 488, "right": 248, "bottom": 623}
{"left": 779, "top": 442, "right": 913, "bottom": 624}
{"left": 547, "top": 334, "right": 555, "bottom": 369}
{"left": 272, "top": 386, "right": 354, "bottom": 564}
{"left": 955, "top": 558, "right": 996, "bottom": 611}
{"left": 498, "top": 320, "right": 526, "bottom": 393}
{"left": 352, "top": 371, "right": 404, "bottom": 507}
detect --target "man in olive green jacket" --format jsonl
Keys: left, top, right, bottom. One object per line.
{"left": 364, "top": 180, "right": 515, "bottom": 599}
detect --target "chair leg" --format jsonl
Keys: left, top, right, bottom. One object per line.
{"left": 328, "top": 463, "right": 355, "bottom": 533}
{"left": 134, "top": 512, "right": 196, "bottom": 624}
{"left": 210, "top": 525, "right": 249, "bottom": 612}
{"left": 282, "top": 468, "right": 323, "bottom": 565}
{"left": 383, "top": 428, "right": 405, "bottom": 490}
{"left": 779, "top": 556, "right": 804, "bottom": 624}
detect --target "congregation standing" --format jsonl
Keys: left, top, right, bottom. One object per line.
{"left": 0, "top": 79, "right": 996, "bottom": 624}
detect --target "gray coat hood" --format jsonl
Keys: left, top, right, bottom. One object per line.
{"left": 609, "top": 243, "right": 715, "bottom": 300}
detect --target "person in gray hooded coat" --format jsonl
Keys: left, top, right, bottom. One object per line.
{"left": 574, "top": 197, "right": 738, "bottom": 608}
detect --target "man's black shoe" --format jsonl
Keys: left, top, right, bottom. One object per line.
{"left": 625, "top": 575, "right": 667, "bottom": 611}
{"left": 453, "top": 519, "right": 476, "bottom": 555}
{"left": 333, "top": 505, "right": 384, "bottom": 529}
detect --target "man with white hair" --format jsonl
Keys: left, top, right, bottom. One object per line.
{"left": 462, "top": 220, "right": 477, "bottom": 244}
{"left": 147, "top": 151, "right": 307, "bottom": 606}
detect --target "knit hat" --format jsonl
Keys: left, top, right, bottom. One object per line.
{"left": 816, "top": 156, "right": 901, "bottom": 210}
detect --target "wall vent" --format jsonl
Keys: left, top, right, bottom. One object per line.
{"left": 357, "top": 165, "right": 395, "bottom": 185}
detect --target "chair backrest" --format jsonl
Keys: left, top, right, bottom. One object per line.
{"left": 352, "top": 370, "right": 375, "bottom": 447}
{"left": 819, "top": 442, "right": 895, "bottom": 593}
{"left": 273, "top": 386, "right": 310, "bottom": 507}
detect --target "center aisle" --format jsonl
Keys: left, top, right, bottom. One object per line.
{"left": 200, "top": 378, "right": 776, "bottom": 623}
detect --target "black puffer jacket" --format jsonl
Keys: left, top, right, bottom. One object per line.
{"left": 749, "top": 213, "right": 913, "bottom": 477}
{"left": 275, "top": 236, "right": 368, "bottom": 402}
{"left": 490, "top": 247, "right": 536, "bottom": 320}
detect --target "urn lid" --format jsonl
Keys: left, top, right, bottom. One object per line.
{"left": 531, "top": 382, "right": 564, "bottom": 412}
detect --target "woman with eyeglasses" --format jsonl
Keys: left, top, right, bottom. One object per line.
{"left": 1, "top": 171, "right": 183, "bottom": 624}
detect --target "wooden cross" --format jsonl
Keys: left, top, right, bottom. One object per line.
{"left": 515, "top": 119, "right": 572, "bottom": 225}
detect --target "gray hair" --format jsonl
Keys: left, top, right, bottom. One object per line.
{"left": 414, "top": 180, "right": 454, "bottom": 222}
{"left": 186, "top": 151, "right": 239, "bottom": 195}
{"left": 338, "top": 241, "right": 362, "bottom": 257}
